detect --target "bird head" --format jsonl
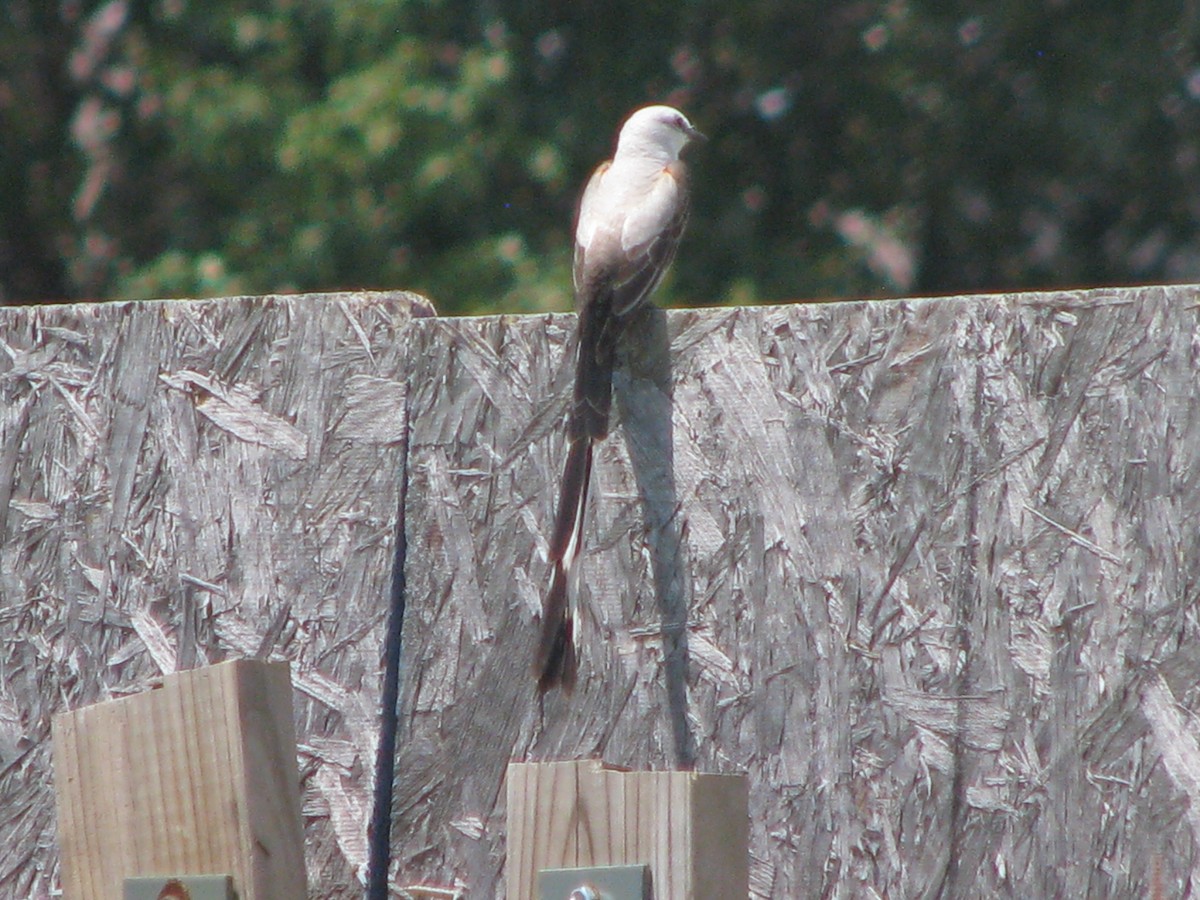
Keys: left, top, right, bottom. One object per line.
{"left": 614, "top": 105, "right": 706, "bottom": 163}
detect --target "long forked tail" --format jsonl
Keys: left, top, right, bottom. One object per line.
{"left": 535, "top": 434, "right": 594, "bottom": 692}
{"left": 535, "top": 280, "right": 617, "bottom": 692}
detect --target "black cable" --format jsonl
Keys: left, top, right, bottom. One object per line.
{"left": 366, "top": 402, "right": 409, "bottom": 900}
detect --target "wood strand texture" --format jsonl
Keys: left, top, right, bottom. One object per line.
{"left": 2, "top": 285, "right": 1199, "bottom": 897}
{"left": 0, "top": 292, "right": 430, "bottom": 898}
{"left": 398, "top": 286, "right": 1200, "bottom": 898}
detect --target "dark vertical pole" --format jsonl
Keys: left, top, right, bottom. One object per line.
{"left": 367, "top": 401, "right": 409, "bottom": 900}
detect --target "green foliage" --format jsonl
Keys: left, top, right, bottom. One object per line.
{"left": 4, "top": 0, "right": 1200, "bottom": 310}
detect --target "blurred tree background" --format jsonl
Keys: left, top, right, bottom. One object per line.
{"left": 4, "top": 0, "right": 1200, "bottom": 313}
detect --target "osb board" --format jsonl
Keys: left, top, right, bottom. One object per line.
{"left": 0, "top": 291, "right": 431, "bottom": 897}
{"left": 395, "top": 285, "right": 1200, "bottom": 897}
{"left": 6, "top": 286, "right": 1200, "bottom": 898}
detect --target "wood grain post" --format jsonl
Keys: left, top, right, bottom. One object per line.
{"left": 506, "top": 759, "right": 747, "bottom": 900}
{"left": 52, "top": 659, "right": 307, "bottom": 900}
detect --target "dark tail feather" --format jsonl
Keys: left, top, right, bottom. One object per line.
{"left": 535, "top": 437, "right": 593, "bottom": 692}
{"left": 572, "top": 284, "right": 619, "bottom": 442}
{"left": 549, "top": 436, "right": 592, "bottom": 561}
{"left": 536, "top": 284, "right": 616, "bottom": 693}
{"left": 535, "top": 562, "right": 577, "bottom": 693}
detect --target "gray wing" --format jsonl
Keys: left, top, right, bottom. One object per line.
{"left": 571, "top": 160, "right": 690, "bottom": 439}
{"left": 574, "top": 160, "right": 691, "bottom": 318}
{"left": 609, "top": 160, "right": 691, "bottom": 316}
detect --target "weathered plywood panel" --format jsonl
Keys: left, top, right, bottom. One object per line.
{"left": 0, "top": 291, "right": 430, "bottom": 897}
{"left": 6, "top": 286, "right": 1200, "bottom": 898}
{"left": 396, "top": 286, "right": 1200, "bottom": 897}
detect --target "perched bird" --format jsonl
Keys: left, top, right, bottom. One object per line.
{"left": 535, "top": 104, "right": 705, "bottom": 692}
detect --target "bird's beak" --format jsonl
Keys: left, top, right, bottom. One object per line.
{"left": 685, "top": 123, "right": 708, "bottom": 144}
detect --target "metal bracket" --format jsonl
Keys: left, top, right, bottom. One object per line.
{"left": 123, "top": 874, "right": 235, "bottom": 900}
{"left": 538, "top": 864, "right": 650, "bottom": 900}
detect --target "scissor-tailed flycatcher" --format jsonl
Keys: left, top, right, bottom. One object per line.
{"left": 535, "top": 105, "right": 705, "bottom": 693}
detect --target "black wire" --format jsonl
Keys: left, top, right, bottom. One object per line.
{"left": 366, "top": 402, "right": 410, "bottom": 900}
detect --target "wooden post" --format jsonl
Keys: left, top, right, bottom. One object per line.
{"left": 52, "top": 659, "right": 307, "bottom": 900}
{"left": 506, "top": 760, "right": 747, "bottom": 900}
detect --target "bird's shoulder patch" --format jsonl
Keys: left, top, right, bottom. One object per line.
{"left": 584, "top": 161, "right": 612, "bottom": 198}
